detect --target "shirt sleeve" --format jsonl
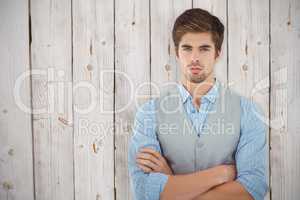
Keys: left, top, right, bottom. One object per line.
{"left": 128, "top": 100, "right": 169, "bottom": 200}
{"left": 235, "top": 97, "right": 269, "bottom": 200}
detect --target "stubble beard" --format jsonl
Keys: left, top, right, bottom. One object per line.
{"left": 185, "top": 69, "right": 213, "bottom": 84}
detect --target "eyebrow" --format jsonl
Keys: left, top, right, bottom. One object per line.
{"left": 181, "top": 44, "right": 212, "bottom": 49}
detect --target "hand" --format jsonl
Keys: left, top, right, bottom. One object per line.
{"left": 216, "top": 164, "right": 236, "bottom": 183}
{"left": 136, "top": 148, "right": 173, "bottom": 175}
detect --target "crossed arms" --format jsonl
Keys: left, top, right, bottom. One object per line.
{"left": 128, "top": 99, "right": 268, "bottom": 200}
{"left": 136, "top": 148, "right": 253, "bottom": 200}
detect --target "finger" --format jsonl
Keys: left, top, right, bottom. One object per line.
{"left": 140, "top": 148, "right": 169, "bottom": 165}
{"left": 136, "top": 152, "right": 161, "bottom": 166}
{"left": 138, "top": 164, "right": 152, "bottom": 173}
{"left": 136, "top": 159, "right": 161, "bottom": 172}
{"left": 136, "top": 158, "right": 159, "bottom": 171}
{"left": 139, "top": 148, "right": 162, "bottom": 160}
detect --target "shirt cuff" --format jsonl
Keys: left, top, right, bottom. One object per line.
{"left": 236, "top": 176, "right": 269, "bottom": 200}
{"left": 145, "top": 172, "right": 169, "bottom": 200}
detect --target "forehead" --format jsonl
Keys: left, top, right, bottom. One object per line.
{"left": 179, "top": 32, "right": 214, "bottom": 46}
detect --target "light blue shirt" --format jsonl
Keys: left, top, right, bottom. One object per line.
{"left": 128, "top": 81, "right": 269, "bottom": 200}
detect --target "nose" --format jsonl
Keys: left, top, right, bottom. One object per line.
{"left": 191, "top": 49, "right": 200, "bottom": 63}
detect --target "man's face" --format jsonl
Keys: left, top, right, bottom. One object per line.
{"left": 176, "top": 32, "right": 220, "bottom": 84}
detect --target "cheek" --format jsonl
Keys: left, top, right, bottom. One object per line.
{"left": 204, "top": 53, "right": 217, "bottom": 64}
{"left": 178, "top": 53, "right": 190, "bottom": 64}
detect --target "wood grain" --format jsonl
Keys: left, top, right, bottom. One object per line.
{"left": 0, "top": 0, "right": 34, "bottom": 199}
{"left": 30, "top": 0, "right": 74, "bottom": 199}
{"left": 72, "top": 0, "right": 115, "bottom": 199}
{"left": 270, "top": 0, "right": 300, "bottom": 199}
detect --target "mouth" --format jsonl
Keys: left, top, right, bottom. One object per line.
{"left": 190, "top": 67, "right": 203, "bottom": 74}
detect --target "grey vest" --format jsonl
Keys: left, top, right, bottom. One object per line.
{"left": 155, "top": 84, "right": 241, "bottom": 174}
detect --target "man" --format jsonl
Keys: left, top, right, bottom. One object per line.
{"left": 128, "top": 8, "right": 268, "bottom": 200}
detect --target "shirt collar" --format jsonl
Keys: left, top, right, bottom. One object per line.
{"left": 177, "top": 79, "right": 219, "bottom": 104}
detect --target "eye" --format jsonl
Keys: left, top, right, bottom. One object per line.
{"left": 183, "top": 48, "right": 192, "bottom": 51}
{"left": 199, "top": 48, "right": 209, "bottom": 52}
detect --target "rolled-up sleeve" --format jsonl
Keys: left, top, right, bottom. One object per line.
{"left": 236, "top": 97, "right": 269, "bottom": 200}
{"left": 128, "top": 100, "right": 169, "bottom": 200}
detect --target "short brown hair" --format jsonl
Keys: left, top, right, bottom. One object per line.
{"left": 172, "top": 8, "right": 224, "bottom": 54}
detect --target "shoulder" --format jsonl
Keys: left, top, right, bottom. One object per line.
{"left": 240, "top": 96, "right": 265, "bottom": 119}
{"left": 223, "top": 86, "right": 264, "bottom": 118}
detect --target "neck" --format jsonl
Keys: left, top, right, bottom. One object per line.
{"left": 181, "top": 75, "right": 216, "bottom": 100}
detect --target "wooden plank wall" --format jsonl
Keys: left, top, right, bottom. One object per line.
{"left": 30, "top": 1, "right": 74, "bottom": 200}
{"left": 0, "top": 0, "right": 299, "bottom": 200}
{"left": 0, "top": 0, "right": 34, "bottom": 199}
{"left": 72, "top": 0, "right": 115, "bottom": 200}
{"left": 270, "top": 0, "right": 300, "bottom": 199}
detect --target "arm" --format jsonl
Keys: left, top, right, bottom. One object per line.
{"left": 160, "top": 164, "right": 236, "bottom": 200}
{"left": 137, "top": 148, "right": 236, "bottom": 200}
{"left": 193, "top": 98, "right": 269, "bottom": 200}
{"left": 128, "top": 100, "right": 169, "bottom": 200}
{"left": 192, "top": 181, "right": 253, "bottom": 200}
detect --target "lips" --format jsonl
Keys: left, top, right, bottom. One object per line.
{"left": 191, "top": 67, "right": 202, "bottom": 70}
{"left": 190, "top": 67, "right": 202, "bottom": 74}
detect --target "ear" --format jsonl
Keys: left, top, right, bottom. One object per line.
{"left": 215, "top": 50, "right": 222, "bottom": 61}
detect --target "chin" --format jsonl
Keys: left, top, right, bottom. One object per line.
{"left": 188, "top": 77, "right": 206, "bottom": 84}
